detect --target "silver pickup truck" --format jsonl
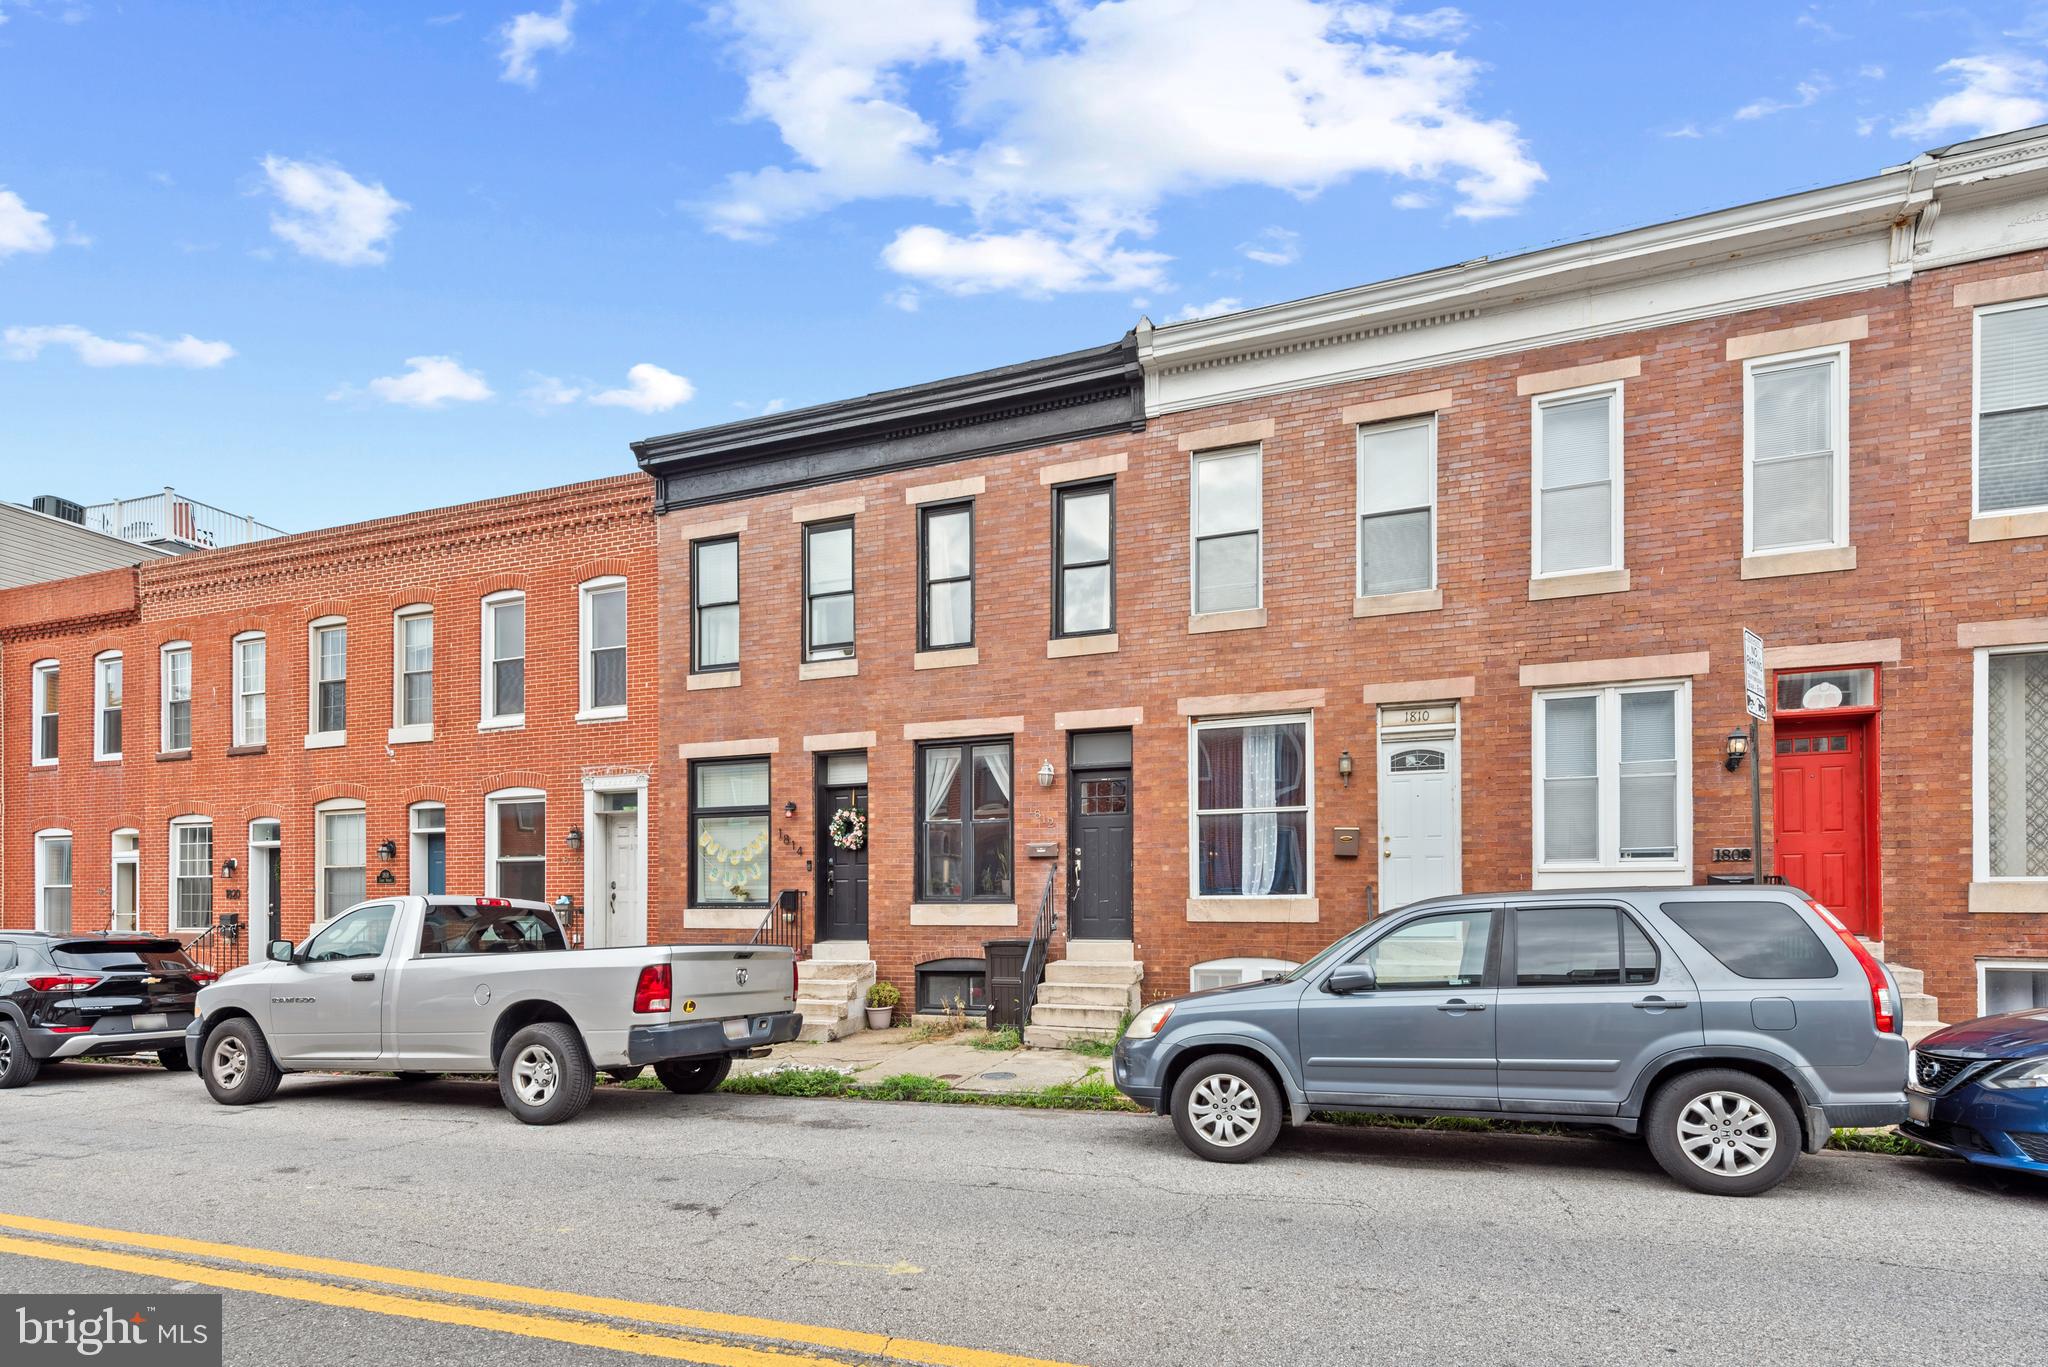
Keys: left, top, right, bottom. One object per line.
{"left": 183, "top": 895, "right": 800, "bottom": 1124}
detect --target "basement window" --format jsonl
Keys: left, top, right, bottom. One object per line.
{"left": 915, "top": 958, "right": 987, "bottom": 1016}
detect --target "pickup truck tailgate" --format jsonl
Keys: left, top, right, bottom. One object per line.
{"left": 663, "top": 946, "right": 796, "bottom": 1023}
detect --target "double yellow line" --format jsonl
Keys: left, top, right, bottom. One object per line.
{"left": 0, "top": 1213, "right": 1084, "bottom": 1367}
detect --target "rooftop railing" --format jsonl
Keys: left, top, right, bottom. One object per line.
{"left": 79, "top": 487, "right": 284, "bottom": 551}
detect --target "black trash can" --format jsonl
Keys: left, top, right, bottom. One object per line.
{"left": 984, "top": 939, "right": 1029, "bottom": 1029}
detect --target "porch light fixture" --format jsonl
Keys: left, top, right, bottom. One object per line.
{"left": 784, "top": 801, "right": 798, "bottom": 817}
{"left": 219, "top": 857, "right": 238, "bottom": 878}
{"left": 565, "top": 825, "right": 583, "bottom": 852}
{"left": 1037, "top": 760, "right": 1056, "bottom": 788}
{"left": 376, "top": 839, "right": 397, "bottom": 861}
{"left": 1724, "top": 728, "right": 1749, "bottom": 773}
{"left": 1337, "top": 750, "right": 1354, "bottom": 787}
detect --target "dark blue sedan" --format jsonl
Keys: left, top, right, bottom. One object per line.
{"left": 1900, "top": 1010, "right": 2048, "bottom": 1175}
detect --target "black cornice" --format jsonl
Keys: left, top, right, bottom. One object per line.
{"left": 631, "top": 333, "right": 1143, "bottom": 512}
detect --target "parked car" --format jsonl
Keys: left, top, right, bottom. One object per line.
{"left": 1899, "top": 1009, "right": 2048, "bottom": 1177}
{"left": 1112, "top": 887, "right": 1907, "bottom": 1195}
{"left": 186, "top": 895, "right": 801, "bottom": 1124}
{"left": 0, "top": 931, "right": 219, "bottom": 1086}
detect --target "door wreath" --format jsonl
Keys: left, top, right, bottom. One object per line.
{"left": 827, "top": 807, "right": 866, "bottom": 851}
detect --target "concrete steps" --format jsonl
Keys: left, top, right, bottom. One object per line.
{"left": 1024, "top": 957, "right": 1142, "bottom": 1048}
{"left": 1868, "top": 945, "right": 1947, "bottom": 1045}
{"left": 794, "top": 958, "right": 875, "bottom": 1042}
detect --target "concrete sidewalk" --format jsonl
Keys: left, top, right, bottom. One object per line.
{"left": 732, "top": 1025, "right": 1108, "bottom": 1095}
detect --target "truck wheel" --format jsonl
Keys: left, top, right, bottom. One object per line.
{"left": 1645, "top": 1068, "right": 1800, "bottom": 1196}
{"left": 498, "top": 1022, "right": 594, "bottom": 1125}
{"left": 157, "top": 1047, "right": 192, "bottom": 1072}
{"left": 1169, "top": 1055, "right": 1283, "bottom": 1163}
{"left": 0, "top": 1020, "right": 41, "bottom": 1089}
{"left": 652, "top": 1056, "right": 731, "bottom": 1095}
{"left": 202, "top": 1019, "right": 283, "bottom": 1106}
{"left": 605, "top": 1066, "right": 646, "bottom": 1084}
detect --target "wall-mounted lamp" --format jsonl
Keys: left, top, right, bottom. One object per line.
{"left": 565, "top": 825, "right": 583, "bottom": 852}
{"left": 1037, "top": 760, "right": 1056, "bottom": 788}
{"left": 220, "top": 856, "right": 238, "bottom": 878}
{"left": 784, "top": 801, "right": 799, "bottom": 818}
{"left": 376, "top": 839, "right": 397, "bottom": 861}
{"left": 1337, "top": 750, "right": 1354, "bottom": 788}
{"left": 1724, "top": 728, "right": 1750, "bottom": 773}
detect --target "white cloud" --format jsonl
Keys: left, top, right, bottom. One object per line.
{"left": 760, "top": 397, "right": 787, "bottom": 415}
{"left": 1239, "top": 226, "right": 1300, "bottom": 267}
{"left": 363, "top": 355, "right": 493, "bottom": 408}
{"left": 1662, "top": 122, "right": 1705, "bottom": 140}
{"left": 4, "top": 324, "right": 234, "bottom": 368}
{"left": 1735, "top": 78, "right": 1828, "bottom": 121}
{"left": 498, "top": 1, "right": 574, "bottom": 87}
{"left": 1391, "top": 190, "right": 1435, "bottom": 209}
{"left": 1859, "top": 64, "right": 1886, "bottom": 81}
{"left": 1169, "top": 296, "right": 1243, "bottom": 322}
{"left": 260, "top": 156, "right": 407, "bottom": 265}
{"left": 885, "top": 286, "right": 922, "bottom": 312}
{"left": 588, "top": 362, "right": 694, "bottom": 414}
{"left": 1895, "top": 55, "right": 2048, "bottom": 140}
{"left": 706, "top": 0, "right": 1544, "bottom": 295}
{"left": 0, "top": 188, "right": 56, "bottom": 259}
{"left": 522, "top": 372, "right": 584, "bottom": 407}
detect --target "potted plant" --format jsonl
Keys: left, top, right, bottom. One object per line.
{"left": 865, "top": 980, "right": 901, "bottom": 1031}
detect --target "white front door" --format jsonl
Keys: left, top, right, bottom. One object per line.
{"left": 603, "top": 814, "right": 646, "bottom": 947}
{"left": 1379, "top": 733, "right": 1460, "bottom": 910}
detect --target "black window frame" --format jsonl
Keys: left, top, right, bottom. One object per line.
{"left": 691, "top": 535, "right": 741, "bottom": 674}
{"left": 915, "top": 957, "right": 989, "bottom": 1016}
{"left": 688, "top": 756, "right": 771, "bottom": 910}
{"left": 802, "top": 518, "right": 856, "bottom": 662}
{"left": 1052, "top": 479, "right": 1115, "bottom": 639}
{"left": 917, "top": 501, "right": 975, "bottom": 652}
{"left": 915, "top": 737, "right": 1013, "bottom": 904}
{"left": 1507, "top": 904, "right": 1660, "bottom": 988}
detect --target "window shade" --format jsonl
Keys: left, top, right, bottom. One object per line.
{"left": 1358, "top": 422, "right": 1432, "bottom": 514}
{"left": 1980, "top": 304, "right": 2048, "bottom": 413}
{"left": 1543, "top": 696, "right": 1599, "bottom": 861}
{"left": 1751, "top": 359, "right": 1836, "bottom": 549}
{"left": 1618, "top": 691, "right": 1678, "bottom": 858}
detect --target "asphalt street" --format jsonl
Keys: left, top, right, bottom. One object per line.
{"left": 0, "top": 1061, "right": 2041, "bottom": 1366}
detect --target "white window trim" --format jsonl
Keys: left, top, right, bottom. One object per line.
{"left": 1530, "top": 381, "right": 1626, "bottom": 580}
{"left": 1356, "top": 415, "right": 1438, "bottom": 597}
{"left": 230, "top": 631, "right": 267, "bottom": 748}
{"left": 1972, "top": 297, "right": 2048, "bottom": 519}
{"left": 576, "top": 576, "right": 628, "bottom": 723}
{"left": 110, "top": 827, "right": 140, "bottom": 933}
{"left": 1743, "top": 344, "right": 1851, "bottom": 557}
{"left": 314, "top": 796, "right": 367, "bottom": 924}
{"left": 1189, "top": 445, "right": 1264, "bottom": 615}
{"left": 33, "top": 828, "right": 72, "bottom": 932}
{"left": 485, "top": 787, "right": 547, "bottom": 900}
{"left": 480, "top": 590, "right": 527, "bottom": 730}
{"left": 168, "top": 815, "right": 214, "bottom": 933}
{"left": 408, "top": 801, "right": 445, "bottom": 896}
{"left": 1978, "top": 957, "right": 2048, "bottom": 1016}
{"left": 30, "top": 659, "right": 59, "bottom": 766}
{"left": 159, "top": 641, "right": 192, "bottom": 754}
{"left": 1973, "top": 643, "right": 2048, "bottom": 884}
{"left": 1189, "top": 956, "right": 1298, "bottom": 991}
{"left": 93, "top": 650, "right": 123, "bottom": 762}
{"left": 389, "top": 604, "right": 434, "bottom": 745}
{"left": 306, "top": 615, "right": 347, "bottom": 747}
{"left": 1531, "top": 679, "right": 1693, "bottom": 887}
{"left": 1186, "top": 711, "right": 1315, "bottom": 900}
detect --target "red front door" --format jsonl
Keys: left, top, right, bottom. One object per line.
{"left": 1773, "top": 721, "right": 1870, "bottom": 935}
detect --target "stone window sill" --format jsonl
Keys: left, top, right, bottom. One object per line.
{"left": 1970, "top": 509, "right": 2048, "bottom": 543}
{"left": 1354, "top": 587, "right": 1443, "bottom": 618}
{"left": 387, "top": 725, "right": 433, "bottom": 745}
{"left": 1968, "top": 881, "right": 2048, "bottom": 913}
{"left": 477, "top": 715, "right": 524, "bottom": 733}
{"left": 155, "top": 749, "right": 192, "bottom": 763}
{"left": 1186, "top": 896, "right": 1319, "bottom": 923}
{"left": 910, "top": 902, "right": 1019, "bottom": 926}
{"left": 683, "top": 905, "right": 769, "bottom": 930}
{"left": 687, "top": 671, "right": 740, "bottom": 691}
{"left": 1528, "top": 568, "right": 1631, "bottom": 601}
{"left": 799, "top": 657, "right": 858, "bottom": 681}
{"left": 1048, "top": 633, "right": 1118, "bottom": 659}
{"left": 304, "top": 731, "right": 346, "bottom": 750}
{"left": 914, "top": 647, "right": 979, "bottom": 671}
{"left": 1188, "top": 607, "right": 1266, "bottom": 635}
{"left": 575, "top": 707, "right": 628, "bottom": 724}
{"left": 1741, "top": 545, "right": 1856, "bottom": 580}
{"left": 226, "top": 744, "right": 268, "bottom": 758}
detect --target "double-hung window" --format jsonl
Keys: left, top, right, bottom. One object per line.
{"left": 692, "top": 538, "right": 740, "bottom": 672}
{"left": 803, "top": 520, "right": 855, "bottom": 660}
{"left": 1745, "top": 348, "right": 1848, "bottom": 555}
{"left": 94, "top": 652, "right": 122, "bottom": 761}
{"left": 1536, "top": 682, "right": 1690, "bottom": 879}
{"left": 30, "top": 660, "right": 58, "bottom": 765}
{"left": 487, "top": 791, "right": 546, "bottom": 902}
{"left": 482, "top": 592, "right": 526, "bottom": 724}
{"left": 1980, "top": 647, "right": 2048, "bottom": 881}
{"left": 1533, "top": 386, "right": 1623, "bottom": 578}
{"left": 917, "top": 741, "right": 1012, "bottom": 902}
{"left": 393, "top": 606, "right": 433, "bottom": 737}
{"left": 316, "top": 801, "right": 366, "bottom": 921}
{"left": 580, "top": 579, "right": 627, "bottom": 715}
{"left": 232, "top": 632, "right": 267, "bottom": 747}
{"left": 160, "top": 643, "right": 192, "bottom": 752}
{"left": 171, "top": 817, "right": 213, "bottom": 932}
{"left": 918, "top": 504, "right": 973, "bottom": 651}
{"left": 690, "top": 760, "right": 769, "bottom": 907}
{"left": 1191, "top": 715, "right": 1311, "bottom": 899}
{"left": 35, "top": 830, "right": 71, "bottom": 932}
{"left": 1357, "top": 416, "right": 1436, "bottom": 597}
{"left": 1976, "top": 299, "right": 2048, "bottom": 516}
{"left": 1191, "top": 447, "right": 1261, "bottom": 614}
{"left": 309, "top": 619, "right": 346, "bottom": 741}
{"left": 1053, "top": 482, "right": 1114, "bottom": 637}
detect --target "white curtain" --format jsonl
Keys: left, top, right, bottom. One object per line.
{"left": 981, "top": 748, "right": 1011, "bottom": 805}
{"left": 924, "top": 749, "right": 961, "bottom": 819}
{"left": 1242, "top": 725, "right": 1280, "bottom": 895}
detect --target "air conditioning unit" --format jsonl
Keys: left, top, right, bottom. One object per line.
{"left": 31, "top": 494, "right": 85, "bottom": 525}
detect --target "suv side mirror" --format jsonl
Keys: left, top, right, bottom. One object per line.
{"left": 1326, "top": 962, "right": 1378, "bottom": 995}
{"left": 267, "top": 939, "right": 294, "bottom": 964}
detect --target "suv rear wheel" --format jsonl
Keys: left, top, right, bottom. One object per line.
{"left": 202, "top": 1019, "right": 283, "bottom": 1106}
{"left": 1645, "top": 1068, "right": 1800, "bottom": 1196}
{"left": 0, "top": 1020, "right": 41, "bottom": 1089}
{"left": 1169, "top": 1056, "right": 1283, "bottom": 1163}
{"left": 652, "top": 1056, "right": 731, "bottom": 1095}
{"left": 157, "top": 1047, "right": 191, "bottom": 1072}
{"left": 497, "top": 1022, "right": 594, "bottom": 1125}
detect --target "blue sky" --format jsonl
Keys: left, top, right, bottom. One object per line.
{"left": 5, "top": 0, "right": 2048, "bottom": 532}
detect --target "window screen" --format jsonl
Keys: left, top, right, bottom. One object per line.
{"left": 1750, "top": 356, "right": 1837, "bottom": 551}
{"left": 1537, "top": 392, "right": 1615, "bottom": 574}
{"left": 1660, "top": 900, "right": 1839, "bottom": 980}
{"left": 1979, "top": 303, "right": 2048, "bottom": 513}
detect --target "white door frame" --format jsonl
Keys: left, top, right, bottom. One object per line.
{"left": 247, "top": 818, "right": 281, "bottom": 963}
{"left": 582, "top": 772, "right": 649, "bottom": 948}
{"left": 1376, "top": 704, "right": 1463, "bottom": 908}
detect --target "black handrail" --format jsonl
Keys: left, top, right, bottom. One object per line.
{"left": 1018, "top": 864, "right": 1059, "bottom": 1028}
{"left": 751, "top": 889, "right": 809, "bottom": 955}
{"left": 178, "top": 915, "right": 241, "bottom": 977}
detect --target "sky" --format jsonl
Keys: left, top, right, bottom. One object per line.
{"left": 5, "top": 0, "right": 2048, "bottom": 533}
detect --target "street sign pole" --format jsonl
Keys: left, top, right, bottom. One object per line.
{"left": 1743, "top": 630, "right": 1768, "bottom": 886}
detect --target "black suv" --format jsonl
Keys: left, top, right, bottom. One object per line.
{"left": 0, "top": 932, "right": 219, "bottom": 1087}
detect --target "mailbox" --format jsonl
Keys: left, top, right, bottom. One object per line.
{"left": 1332, "top": 827, "right": 1361, "bottom": 859}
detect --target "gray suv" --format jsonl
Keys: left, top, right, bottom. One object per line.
{"left": 1113, "top": 887, "right": 1908, "bottom": 1195}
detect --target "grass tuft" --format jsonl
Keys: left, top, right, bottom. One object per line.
{"left": 969, "top": 1027, "right": 1023, "bottom": 1052}
{"left": 1828, "top": 1128, "right": 1935, "bottom": 1157}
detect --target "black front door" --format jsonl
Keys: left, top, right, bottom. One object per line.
{"left": 817, "top": 783, "right": 869, "bottom": 941}
{"left": 1069, "top": 767, "right": 1133, "bottom": 940}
